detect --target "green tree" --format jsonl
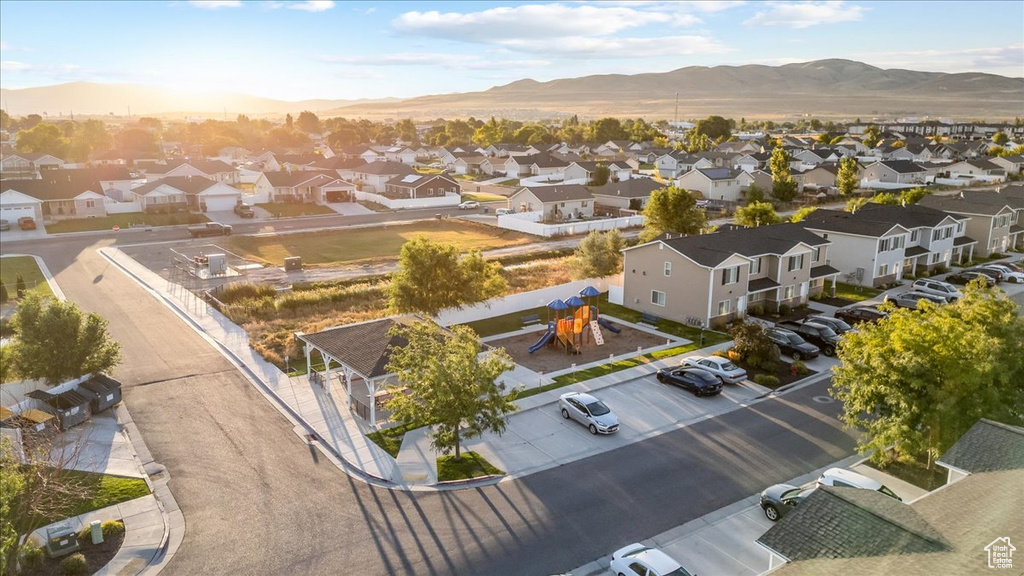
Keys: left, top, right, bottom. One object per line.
{"left": 900, "top": 187, "right": 931, "bottom": 205}
{"left": 836, "top": 157, "right": 859, "bottom": 196}
{"left": 9, "top": 293, "right": 122, "bottom": 385}
{"left": 863, "top": 125, "right": 882, "bottom": 149}
{"left": 735, "top": 201, "right": 782, "bottom": 227}
{"left": 685, "top": 132, "right": 711, "bottom": 153}
{"left": 745, "top": 184, "right": 766, "bottom": 205}
{"left": 67, "top": 119, "right": 113, "bottom": 162}
{"left": 639, "top": 186, "right": 708, "bottom": 242}
{"left": 15, "top": 275, "right": 25, "bottom": 298}
{"left": 790, "top": 206, "right": 818, "bottom": 223}
{"left": 845, "top": 197, "right": 869, "bottom": 212}
{"left": 769, "top": 147, "right": 797, "bottom": 203}
{"left": 395, "top": 118, "right": 418, "bottom": 144}
{"left": 384, "top": 322, "right": 517, "bottom": 459}
{"left": 388, "top": 237, "right": 506, "bottom": 317}
{"left": 15, "top": 123, "right": 69, "bottom": 158}
{"left": 0, "top": 438, "right": 25, "bottom": 575}
{"left": 872, "top": 192, "right": 900, "bottom": 205}
{"left": 693, "top": 115, "right": 732, "bottom": 141}
{"left": 588, "top": 164, "right": 611, "bottom": 186}
{"left": 832, "top": 281, "right": 1024, "bottom": 468}
{"left": 568, "top": 229, "right": 626, "bottom": 280}
{"left": 0, "top": 280, "right": 7, "bottom": 304}
{"left": 729, "top": 322, "right": 780, "bottom": 370}
{"left": 992, "top": 131, "right": 1009, "bottom": 145}
{"left": 295, "top": 111, "right": 321, "bottom": 134}
{"left": 588, "top": 117, "right": 627, "bottom": 142}
{"left": 285, "top": 113, "right": 293, "bottom": 129}
{"left": 115, "top": 128, "right": 159, "bottom": 155}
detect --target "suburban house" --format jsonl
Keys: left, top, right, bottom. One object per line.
{"left": 0, "top": 152, "right": 65, "bottom": 178}
{"left": 339, "top": 161, "right": 417, "bottom": 193}
{"left": 801, "top": 163, "right": 845, "bottom": 191}
{"left": 620, "top": 223, "right": 837, "bottom": 328}
{"left": 131, "top": 176, "right": 243, "bottom": 212}
{"left": 791, "top": 148, "right": 842, "bottom": 167}
{"left": 736, "top": 169, "right": 774, "bottom": 192}
{"left": 676, "top": 168, "right": 744, "bottom": 202}
{"left": 530, "top": 152, "right": 574, "bottom": 178}
{"left": 920, "top": 191, "right": 1020, "bottom": 256}
{"left": 0, "top": 170, "right": 130, "bottom": 220}
{"left": 144, "top": 159, "right": 240, "bottom": 185}
{"left": 563, "top": 161, "right": 634, "bottom": 184}
{"left": 507, "top": 185, "right": 594, "bottom": 221}
{"left": 800, "top": 203, "right": 974, "bottom": 286}
{"left": 255, "top": 171, "right": 355, "bottom": 204}
{"left": 480, "top": 156, "right": 509, "bottom": 176}
{"left": 861, "top": 160, "right": 930, "bottom": 185}
{"left": 735, "top": 152, "right": 771, "bottom": 173}
{"left": 655, "top": 152, "right": 711, "bottom": 179}
{"left": 756, "top": 419, "right": 1023, "bottom": 576}
{"left": 588, "top": 177, "right": 663, "bottom": 213}
{"left": 452, "top": 155, "right": 488, "bottom": 175}
{"left": 942, "top": 159, "right": 1006, "bottom": 182}
{"left": 990, "top": 154, "right": 1024, "bottom": 174}
{"left": 382, "top": 173, "right": 459, "bottom": 199}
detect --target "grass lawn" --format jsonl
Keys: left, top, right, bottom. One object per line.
{"left": 463, "top": 305, "right": 550, "bottom": 337}
{"left": 453, "top": 173, "right": 488, "bottom": 182}
{"left": 357, "top": 201, "right": 390, "bottom": 212}
{"left": 597, "top": 295, "right": 732, "bottom": 346}
{"left": 829, "top": 281, "right": 884, "bottom": 302}
{"left": 19, "top": 471, "right": 150, "bottom": 531}
{"left": 416, "top": 167, "right": 443, "bottom": 174}
{"left": 45, "top": 212, "right": 209, "bottom": 233}
{"left": 225, "top": 220, "right": 534, "bottom": 266}
{"left": 865, "top": 458, "right": 947, "bottom": 491}
{"left": 366, "top": 421, "right": 428, "bottom": 458}
{"left": 462, "top": 192, "right": 507, "bottom": 203}
{"left": 0, "top": 255, "right": 54, "bottom": 301}
{"left": 495, "top": 179, "right": 521, "bottom": 188}
{"left": 436, "top": 451, "right": 504, "bottom": 482}
{"left": 256, "top": 202, "right": 336, "bottom": 217}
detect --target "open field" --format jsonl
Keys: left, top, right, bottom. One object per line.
{"left": 0, "top": 255, "right": 55, "bottom": 300}
{"left": 45, "top": 212, "right": 208, "bottom": 233}
{"left": 224, "top": 219, "right": 535, "bottom": 266}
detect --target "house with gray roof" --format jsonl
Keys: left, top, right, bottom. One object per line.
{"left": 676, "top": 167, "right": 744, "bottom": 202}
{"left": 507, "top": 185, "right": 594, "bottom": 221}
{"left": 919, "top": 191, "right": 1019, "bottom": 256}
{"left": 254, "top": 170, "right": 354, "bottom": 204}
{"left": 587, "top": 177, "right": 663, "bottom": 212}
{"left": 131, "top": 175, "right": 243, "bottom": 212}
{"left": 862, "top": 160, "right": 929, "bottom": 186}
{"left": 620, "top": 223, "right": 837, "bottom": 328}
{"left": 937, "top": 418, "right": 1024, "bottom": 485}
{"left": 383, "top": 173, "right": 458, "bottom": 200}
{"left": 144, "top": 158, "right": 240, "bottom": 185}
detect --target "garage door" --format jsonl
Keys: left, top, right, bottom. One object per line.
{"left": 0, "top": 205, "right": 38, "bottom": 221}
{"left": 203, "top": 195, "right": 239, "bottom": 212}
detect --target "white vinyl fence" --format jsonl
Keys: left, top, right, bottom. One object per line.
{"left": 497, "top": 211, "right": 644, "bottom": 238}
{"left": 435, "top": 276, "right": 619, "bottom": 326}
{"left": 354, "top": 191, "right": 460, "bottom": 210}
{"left": 104, "top": 201, "right": 142, "bottom": 214}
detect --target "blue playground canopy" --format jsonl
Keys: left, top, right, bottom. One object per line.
{"left": 579, "top": 286, "right": 601, "bottom": 297}
{"left": 547, "top": 299, "right": 569, "bottom": 310}
{"left": 563, "top": 296, "right": 586, "bottom": 307}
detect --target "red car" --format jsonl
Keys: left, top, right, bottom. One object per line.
{"left": 17, "top": 216, "right": 37, "bottom": 230}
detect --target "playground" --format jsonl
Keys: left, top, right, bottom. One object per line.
{"left": 486, "top": 286, "right": 684, "bottom": 374}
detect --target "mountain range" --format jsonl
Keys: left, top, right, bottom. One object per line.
{"left": 2, "top": 60, "right": 1021, "bottom": 121}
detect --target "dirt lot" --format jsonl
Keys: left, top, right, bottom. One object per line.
{"left": 491, "top": 321, "right": 679, "bottom": 373}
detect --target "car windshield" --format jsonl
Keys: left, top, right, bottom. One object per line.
{"left": 586, "top": 401, "right": 610, "bottom": 416}
{"left": 879, "top": 485, "right": 902, "bottom": 501}
{"left": 664, "top": 567, "right": 693, "bottom": 576}
{"left": 818, "top": 327, "right": 838, "bottom": 339}
{"left": 788, "top": 334, "right": 807, "bottom": 345}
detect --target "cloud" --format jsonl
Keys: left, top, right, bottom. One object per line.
{"left": 744, "top": 1, "right": 867, "bottom": 29}
{"left": 321, "top": 52, "right": 552, "bottom": 70}
{"left": 288, "top": 0, "right": 334, "bottom": 12}
{"left": 0, "top": 61, "right": 32, "bottom": 72}
{"left": 503, "top": 35, "right": 733, "bottom": 59}
{"left": 850, "top": 45, "right": 1024, "bottom": 77}
{"left": 187, "top": 0, "right": 243, "bottom": 9}
{"left": 0, "top": 41, "right": 7, "bottom": 50}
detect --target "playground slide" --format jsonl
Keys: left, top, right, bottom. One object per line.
{"left": 597, "top": 317, "right": 621, "bottom": 334}
{"left": 528, "top": 329, "right": 556, "bottom": 354}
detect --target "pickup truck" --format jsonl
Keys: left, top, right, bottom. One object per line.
{"left": 233, "top": 203, "right": 255, "bottom": 218}
{"left": 187, "top": 222, "right": 232, "bottom": 238}
{"left": 777, "top": 320, "right": 840, "bottom": 356}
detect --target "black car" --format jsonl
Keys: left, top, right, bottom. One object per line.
{"left": 947, "top": 270, "right": 999, "bottom": 285}
{"left": 760, "top": 484, "right": 816, "bottom": 522}
{"left": 778, "top": 321, "right": 840, "bottom": 356}
{"left": 835, "top": 305, "right": 888, "bottom": 325}
{"left": 766, "top": 328, "right": 820, "bottom": 361}
{"left": 656, "top": 368, "right": 723, "bottom": 396}
{"left": 805, "top": 315, "right": 854, "bottom": 335}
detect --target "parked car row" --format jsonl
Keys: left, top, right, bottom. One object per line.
{"left": 760, "top": 467, "right": 903, "bottom": 522}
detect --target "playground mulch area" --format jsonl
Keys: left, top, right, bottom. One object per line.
{"left": 491, "top": 321, "right": 676, "bottom": 374}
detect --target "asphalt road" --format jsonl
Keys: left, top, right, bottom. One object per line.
{"left": 3, "top": 233, "right": 857, "bottom": 576}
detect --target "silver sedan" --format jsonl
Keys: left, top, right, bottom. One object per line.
{"left": 679, "top": 355, "right": 748, "bottom": 384}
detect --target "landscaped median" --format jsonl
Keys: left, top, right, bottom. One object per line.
{"left": 44, "top": 212, "right": 208, "bottom": 233}
{"left": 255, "top": 202, "right": 336, "bottom": 217}
{"left": 437, "top": 452, "right": 504, "bottom": 482}
{"left": 0, "top": 255, "right": 55, "bottom": 301}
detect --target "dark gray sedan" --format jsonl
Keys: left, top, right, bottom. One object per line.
{"left": 760, "top": 484, "right": 816, "bottom": 521}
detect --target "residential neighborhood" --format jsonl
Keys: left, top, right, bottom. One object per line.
{"left": 1, "top": 2, "right": 1023, "bottom": 576}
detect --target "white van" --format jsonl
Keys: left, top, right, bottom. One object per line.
{"left": 817, "top": 468, "right": 902, "bottom": 501}
{"left": 495, "top": 208, "right": 514, "bottom": 216}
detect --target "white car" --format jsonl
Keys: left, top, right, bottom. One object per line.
{"left": 679, "top": 355, "right": 748, "bottom": 384}
{"left": 610, "top": 543, "right": 693, "bottom": 576}
{"left": 911, "top": 278, "right": 962, "bottom": 302}
{"left": 981, "top": 264, "right": 1024, "bottom": 284}
{"left": 558, "top": 392, "right": 619, "bottom": 435}
{"left": 457, "top": 200, "right": 480, "bottom": 210}
{"left": 817, "top": 467, "right": 902, "bottom": 501}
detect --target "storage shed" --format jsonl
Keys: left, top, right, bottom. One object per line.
{"left": 78, "top": 374, "right": 123, "bottom": 413}
{"left": 27, "top": 389, "right": 91, "bottom": 430}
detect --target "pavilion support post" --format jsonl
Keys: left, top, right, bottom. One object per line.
{"left": 368, "top": 378, "right": 377, "bottom": 427}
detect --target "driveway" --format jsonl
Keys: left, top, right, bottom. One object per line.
{"left": 326, "top": 202, "right": 375, "bottom": 216}
{"left": 49, "top": 411, "right": 145, "bottom": 479}
{"left": 1, "top": 222, "right": 47, "bottom": 239}
{"left": 464, "top": 375, "right": 771, "bottom": 478}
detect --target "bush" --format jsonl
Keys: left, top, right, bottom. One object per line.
{"left": 21, "top": 543, "right": 44, "bottom": 569}
{"left": 102, "top": 520, "right": 125, "bottom": 537}
{"left": 933, "top": 265, "right": 948, "bottom": 275}
{"left": 216, "top": 282, "right": 278, "bottom": 304}
{"left": 753, "top": 374, "right": 780, "bottom": 388}
{"left": 988, "top": 252, "right": 1007, "bottom": 259}
{"left": 729, "top": 322, "right": 781, "bottom": 371}
{"left": 60, "top": 553, "right": 89, "bottom": 576}
{"left": 749, "top": 304, "right": 764, "bottom": 316}
{"left": 711, "top": 349, "right": 730, "bottom": 358}
{"left": 779, "top": 304, "right": 791, "bottom": 316}
{"left": 0, "top": 280, "right": 7, "bottom": 303}
{"left": 792, "top": 360, "right": 810, "bottom": 376}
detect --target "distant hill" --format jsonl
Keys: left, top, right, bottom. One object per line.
{"left": 333, "top": 59, "right": 1024, "bottom": 121}
{"left": 2, "top": 60, "right": 1021, "bottom": 121}
{"left": 0, "top": 81, "right": 400, "bottom": 118}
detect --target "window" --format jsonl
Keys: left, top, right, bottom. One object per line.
{"left": 878, "top": 263, "right": 889, "bottom": 277}
{"left": 85, "top": 200, "right": 95, "bottom": 208}
{"left": 784, "top": 285, "right": 795, "bottom": 299}
{"left": 663, "top": 262, "right": 672, "bottom": 277}
{"left": 581, "top": 201, "right": 589, "bottom": 207}
{"left": 943, "top": 227, "right": 952, "bottom": 240}
{"left": 932, "top": 229, "right": 941, "bottom": 242}
{"left": 749, "top": 257, "right": 761, "bottom": 275}
{"left": 717, "top": 299, "right": 731, "bottom": 316}
{"left": 651, "top": 290, "right": 666, "bottom": 307}
{"left": 911, "top": 230, "right": 919, "bottom": 243}
{"left": 787, "top": 254, "right": 804, "bottom": 271}
{"left": 722, "top": 266, "right": 739, "bottom": 285}
{"left": 812, "top": 247, "right": 822, "bottom": 262}
{"left": 930, "top": 252, "right": 941, "bottom": 264}
{"left": 957, "top": 221, "right": 965, "bottom": 234}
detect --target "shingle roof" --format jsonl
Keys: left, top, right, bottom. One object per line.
{"left": 351, "top": 161, "right": 416, "bottom": 176}
{"left": 0, "top": 172, "right": 103, "bottom": 201}
{"left": 133, "top": 175, "right": 218, "bottom": 195}
{"left": 385, "top": 173, "right": 458, "bottom": 189}
{"left": 801, "top": 204, "right": 958, "bottom": 237}
{"left": 262, "top": 170, "right": 338, "bottom": 187}
{"left": 919, "top": 192, "right": 1014, "bottom": 215}
{"left": 695, "top": 167, "right": 742, "bottom": 181}
{"left": 810, "top": 264, "right": 840, "bottom": 278}
{"left": 748, "top": 277, "right": 781, "bottom": 292}
{"left": 878, "top": 160, "right": 927, "bottom": 174}
{"left": 156, "top": 159, "right": 236, "bottom": 174}
{"left": 757, "top": 486, "right": 948, "bottom": 562}
{"left": 298, "top": 317, "right": 417, "bottom": 379}
{"left": 658, "top": 222, "right": 829, "bottom": 268}
{"left": 515, "top": 185, "right": 593, "bottom": 203}
{"left": 588, "top": 178, "right": 663, "bottom": 199}
{"left": 530, "top": 152, "right": 574, "bottom": 169}
{"left": 938, "top": 418, "right": 1024, "bottom": 474}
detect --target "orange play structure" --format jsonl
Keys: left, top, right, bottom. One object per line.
{"left": 555, "top": 305, "right": 593, "bottom": 354}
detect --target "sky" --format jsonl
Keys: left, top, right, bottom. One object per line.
{"left": 1, "top": 0, "right": 1022, "bottom": 101}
